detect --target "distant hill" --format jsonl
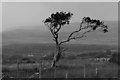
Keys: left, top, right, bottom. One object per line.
{"left": 2, "top": 21, "right": 118, "bottom": 46}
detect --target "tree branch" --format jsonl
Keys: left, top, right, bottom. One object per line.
{"left": 55, "top": 25, "right": 61, "bottom": 33}
{"left": 68, "top": 22, "right": 83, "bottom": 39}
{"left": 45, "top": 23, "right": 57, "bottom": 42}
{"left": 59, "top": 29, "right": 93, "bottom": 45}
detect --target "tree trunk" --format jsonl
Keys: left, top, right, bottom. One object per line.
{"left": 51, "top": 44, "right": 61, "bottom": 68}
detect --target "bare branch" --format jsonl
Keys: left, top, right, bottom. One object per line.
{"left": 68, "top": 22, "right": 83, "bottom": 39}
{"left": 59, "top": 29, "right": 93, "bottom": 45}
{"left": 45, "top": 23, "right": 57, "bottom": 42}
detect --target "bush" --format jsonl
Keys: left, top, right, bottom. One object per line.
{"left": 109, "top": 52, "right": 119, "bottom": 65}
{"left": 21, "top": 57, "right": 35, "bottom": 63}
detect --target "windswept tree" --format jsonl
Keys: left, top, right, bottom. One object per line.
{"left": 43, "top": 11, "right": 108, "bottom": 67}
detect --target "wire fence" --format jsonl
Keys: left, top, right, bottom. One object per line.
{"left": 2, "top": 62, "right": 102, "bottom": 78}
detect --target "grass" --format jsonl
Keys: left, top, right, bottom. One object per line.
{"left": 2, "top": 43, "right": 119, "bottom": 78}
{"left": 2, "top": 58, "right": 119, "bottom": 78}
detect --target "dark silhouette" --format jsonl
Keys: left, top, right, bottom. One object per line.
{"left": 43, "top": 11, "right": 108, "bottom": 67}
{"left": 109, "top": 52, "right": 119, "bottom": 65}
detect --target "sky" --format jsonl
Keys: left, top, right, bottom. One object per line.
{"left": 2, "top": 2, "right": 118, "bottom": 31}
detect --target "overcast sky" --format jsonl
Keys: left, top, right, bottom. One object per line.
{"left": 2, "top": 2, "right": 118, "bottom": 31}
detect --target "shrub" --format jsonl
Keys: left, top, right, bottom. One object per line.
{"left": 109, "top": 52, "right": 119, "bottom": 65}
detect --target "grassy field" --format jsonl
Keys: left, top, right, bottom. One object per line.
{"left": 2, "top": 58, "right": 118, "bottom": 78}
{"left": 2, "top": 43, "right": 119, "bottom": 78}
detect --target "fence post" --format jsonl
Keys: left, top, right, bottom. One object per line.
{"left": 66, "top": 72, "right": 68, "bottom": 79}
{"left": 84, "top": 65, "right": 86, "bottom": 78}
{"left": 17, "top": 60, "right": 20, "bottom": 78}
{"left": 95, "top": 66, "right": 99, "bottom": 78}
{"left": 39, "top": 60, "right": 42, "bottom": 78}
{"left": 95, "top": 67, "right": 98, "bottom": 75}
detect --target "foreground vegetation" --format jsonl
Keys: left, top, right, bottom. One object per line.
{"left": 2, "top": 44, "right": 119, "bottom": 78}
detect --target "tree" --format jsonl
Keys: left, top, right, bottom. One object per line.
{"left": 43, "top": 11, "right": 108, "bottom": 68}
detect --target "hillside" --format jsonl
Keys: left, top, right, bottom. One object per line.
{"left": 2, "top": 21, "right": 118, "bottom": 45}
